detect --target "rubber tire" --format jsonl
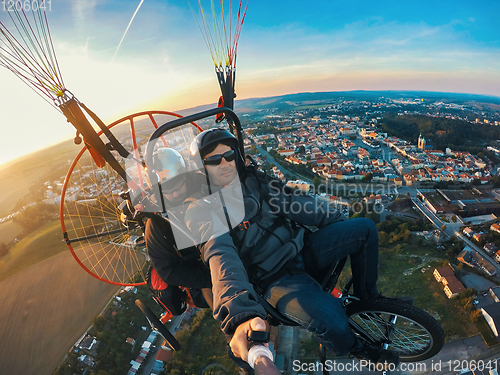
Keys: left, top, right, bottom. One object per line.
{"left": 345, "top": 298, "right": 444, "bottom": 362}
{"left": 135, "top": 299, "right": 181, "bottom": 351}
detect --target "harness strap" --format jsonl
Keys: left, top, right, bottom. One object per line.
{"left": 253, "top": 256, "right": 307, "bottom": 295}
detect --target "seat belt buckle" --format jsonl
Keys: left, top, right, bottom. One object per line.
{"left": 238, "top": 220, "right": 250, "bottom": 230}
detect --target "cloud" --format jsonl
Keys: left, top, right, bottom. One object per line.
{"left": 71, "top": 0, "right": 99, "bottom": 32}
{"left": 238, "top": 17, "right": 500, "bottom": 84}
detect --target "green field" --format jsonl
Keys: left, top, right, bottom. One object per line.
{"left": 336, "top": 236, "right": 479, "bottom": 342}
{"left": 0, "top": 218, "right": 67, "bottom": 282}
{"left": 376, "top": 238, "right": 479, "bottom": 340}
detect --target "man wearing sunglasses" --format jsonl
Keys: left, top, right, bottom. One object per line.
{"left": 184, "top": 128, "right": 400, "bottom": 373}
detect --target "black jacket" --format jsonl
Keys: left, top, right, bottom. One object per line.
{"left": 145, "top": 171, "right": 211, "bottom": 289}
{"left": 145, "top": 214, "right": 211, "bottom": 289}
{"left": 184, "top": 168, "right": 346, "bottom": 334}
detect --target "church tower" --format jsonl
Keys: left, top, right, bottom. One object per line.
{"left": 418, "top": 133, "right": 426, "bottom": 150}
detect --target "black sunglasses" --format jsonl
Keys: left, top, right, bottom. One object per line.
{"left": 203, "top": 149, "right": 236, "bottom": 166}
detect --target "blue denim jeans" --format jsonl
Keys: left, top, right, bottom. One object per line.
{"left": 263, "top": 218, "right": 379, "bottom": 355}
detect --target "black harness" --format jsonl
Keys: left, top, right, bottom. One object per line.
{"left": 226, "top": 163, "right": 308, "bottom": 294}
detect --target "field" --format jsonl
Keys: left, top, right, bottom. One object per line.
{"left": 0, "top": 139, "right": 79, "bottom": 218}
{"left": 337, "top": 236, "right": 479, "bottom": 341}
{"left": 0, "top": 220, "right": 24, "bottom": 244}
{"left": 0, "top": 214, "right": 137, "bottom": 374}
{"left": 376, "top": 238, "right": 479, "bottom": 340}
{"left": 0, "top": 219, "right": 67, "bottom": 282}
{"left": 0, "top": 251, "right": 117, "bottom": 375}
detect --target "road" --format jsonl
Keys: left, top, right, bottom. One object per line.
{"left": 455, "top": 232, "right": 500, "bottom": 274}
{"left": 411, "top": 195, "right": 500, "bottom": 275}
{"left": 255, "top": 144, "right": 311, "bottom": 182}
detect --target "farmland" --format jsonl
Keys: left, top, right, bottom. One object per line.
{"left": 0, "top": 219, "right": 67, "bottom": 282}
{"left": 0, "top": 250, "right": 117, "bottom": 375}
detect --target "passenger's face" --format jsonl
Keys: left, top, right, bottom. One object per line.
{"left": 162, "top": 177, "right": 187, "bottom": 205}
{"left": 204, "top": 144, "right": 237, "bottom": 186}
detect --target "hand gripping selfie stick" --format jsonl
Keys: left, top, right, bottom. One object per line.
{"left": 247, "top": 330, "right": 280, "bottom": 375}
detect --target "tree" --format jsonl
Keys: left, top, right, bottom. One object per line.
{"left": 470, "top": 310, "right": 482, "bottom": 323}
{"left": 402, "top": 229, "right": 411, "bottom": 242}
{"left": 441, "top": 224, "right": 447, "bottom": 232}
{"left": 312, "top": 176, "right": 322, "bottom": 191}
{"left": 361, "top": 173, "right": 373, "bottom": 183}
{"left": 365, "top": 211, "right": 380, "bottom": 224}
{"left": 378, "top": 231, "right": 389, "bottom": 246}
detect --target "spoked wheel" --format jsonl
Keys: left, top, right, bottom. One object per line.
{"left": 60, "top": 111, "right": 202, "bottom": 285}
{"left": 135, "top": 299, "right": 181, "bottom": 351}
{"left": 346, "top": 298, "right": 445, "bottom": 362}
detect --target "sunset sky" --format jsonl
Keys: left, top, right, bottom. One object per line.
{"left": 0, "top": 0, "right": 499, "bottom": 165}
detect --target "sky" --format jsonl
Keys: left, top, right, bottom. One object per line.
{"left": 0, "top": 0, "right": 499, "bottom": 166}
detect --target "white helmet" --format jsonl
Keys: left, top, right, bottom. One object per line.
{"left": 151, "top": 148, "right": 187, "bottom": 190}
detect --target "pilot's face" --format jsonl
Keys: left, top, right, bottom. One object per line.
{"left": 204, "top": 144, "right": 237, "bottom": 186}
{"left": 162, "top": 177, "right": 187, "bottom": 205}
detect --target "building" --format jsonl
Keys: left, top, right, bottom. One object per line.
{"left": 433, "top": 264, "right": 466, "bottom": 298}
{"left": 443, "top": 277, "right": 466, "bottom": 298}
{"left": 489, "top": 286, "right": 500, "bottom": 303}
{"left": 77, "top": 335, "right": 98, "bottom": 352}
{"left": 463, "top": 227, "right": 474, "bottom": 237}
{"left": 491, "top": 223, "right": 500, "bottom": 234}
{"left": 78, "top": 354, "right": 95, "bottom": 367}
{"left": 457, "top": 249, "right": 474, "bottom": 267}
{"left": 481, "top": 303, "right": 500, "bottom": 337}
{"left": 484, "top": 242, "right": 497, "bottom": 254}
{"left": 433, "top": 265, "right": 454, "bottom": 283}
{"left": 458, "top": 248, "right": 497, "bottom": 276}
{"left": 472, "top": 232, "right": 484, "bottom": 242}
{"left": 418, "top": 133, "right": 426, "bottom": 150}
{"left": 286, "top": 180, "right": 310, "bottom": 191}
{"left": 154, "top": 347, "right": 174, "bottom": 375}
{"left": 473, "top": 252, "right": 497, "bottom": 276}
{"left": 127, "top": 331, "right": 158, "bottom": 375}
{"left": 277, "top": 149, "right": 295, "bottom": 157}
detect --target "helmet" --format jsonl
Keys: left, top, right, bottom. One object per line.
{"left": 190, "top": 128, "right": 243, "bottom": 169}
{"left": 151, "top": 148, "right": 187, "bottom": 189}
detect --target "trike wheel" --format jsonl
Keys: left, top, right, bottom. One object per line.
{"left": 346, "top": 298, "right": 444, "bottom": 362}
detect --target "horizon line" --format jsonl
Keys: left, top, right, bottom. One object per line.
{"left": 1, "top": 88, "right": 499, "bottom": 168}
